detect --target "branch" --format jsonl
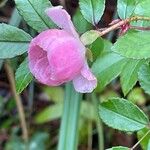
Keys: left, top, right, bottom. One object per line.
{"left": 4, "top": 61, "right": 28, "bottom": 142}
{"left": 98, "top": 16, "right": 150, "bottom": 36}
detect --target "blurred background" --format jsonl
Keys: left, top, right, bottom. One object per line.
{"left": 0, "top": 0, "right": 149, "bottom": 150}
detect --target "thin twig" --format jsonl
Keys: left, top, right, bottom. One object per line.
{"left": 130, "top": 26, "right": 150, "bottom": 30}
{"left": 130, "top": 130, "right": 150, "bottom": 150}
{"left": 98, "top": 16, "right": 150, "bottom": 36}
{"left": 4, "top": 61, "right": 28, "bottom": 142}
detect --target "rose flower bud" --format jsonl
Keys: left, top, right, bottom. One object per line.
{"left": 28, "top": 6, "right": 97, "bottom": 93}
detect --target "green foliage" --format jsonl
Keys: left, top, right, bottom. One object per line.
{"left": 35, "top": 104, "right": 62, "bottom": 124}
{"left": 29, "top": 132, "right": 49, "bottom": 150}
{"left": 92, "top": 52, "right": 126, "bottom": 91}
{"left": 137, "top": 128, "right": 150, "bottom": 150}
{"left": 73, "top": 8, "right": 92, "bottom": 34}
{"left": 99, "top": 97, "right": 149, "bottom": 132}
{"left": 112, "top": 30, "right": 150, "bottom": 59}
{"left": 0, "top": 96, "right": 4, "bottom": 114}
{"left": 0, "top": 23, "right": 31, "bottom": 59}
{"left": 1, "top": 0, "right": 150, "bottom": 149}
{"left": 0, "top": 59, "right": 3, "bottom": 70}
{"left": 117, "top": 0, "right": 150, "bottom": 19}
{"left": 80, "top": 30, "right": 100, "bottom": 45}
{"left": 5, "top": 132, "right": 49, "bottom": 150}
{"left": 15, "top": 58, "right": 33, "bottom": 93}
{"left": 35, "top": 101, "right": 95, "bottom": 124}
{"left": 117, "top": 0, "right": 139, "bottom": 19}
{"left": 88, "top": 37, "right": 104, "bottom": 61}
{"left": 42, "top": 86, "right": 64, "bottom": 103}
{"left": 120, "top": 59, "right": 144, "bottom": 96}
{"left": 80, "top": 30, "right": 105, "bottom": 62}
{"left": 138, "top": 64, "right": 150, "bottom": 95}
{"left": 15, "top": 0, "right": 55, "bottom": 32}
{"left": 127, "top": 88, "right": 146, "bottom": 105}
{"left": 134, "top": 0, "right": 150, "bottom": 17}
{"left": 79, "top": 0, "right": 105, "bottom": 25}
{"left": 148, "top": 140, "right": 150, "bottom": 150}
{"left": 107, "top": 146, "right": 129, "bottom": 150}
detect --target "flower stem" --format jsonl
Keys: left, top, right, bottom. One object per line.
{"left": 92, "top": 93, "right": 104, "bottom": 150}
{"left": 58, "top": 83, "right": 82, "bottom": 150}
{"left": 4, "top": 61, "right": 28, "bottom": 142}
{"left": 98, "top": 16, "right": 150, "bottom": 36}
{"left": 130, "top": 26, "right": 150, "bottom": 31}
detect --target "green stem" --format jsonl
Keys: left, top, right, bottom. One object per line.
{"left": 92, "top": 93, "right": 104, "bottom": 150}
{"left": 87, "top": 120, "right": 92, "bottom": 150}
{"left": 130, "top": 130, "right": 150, "bottom": 150}
{"left": 58, "top": 83, "right": 82, "bottom": 150}
{"left": 58, "top": 83, "right": 72, "bottom": 150}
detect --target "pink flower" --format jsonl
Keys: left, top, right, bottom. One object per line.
{"left": 28, "top": 6, "right": 97, "bottom": 93}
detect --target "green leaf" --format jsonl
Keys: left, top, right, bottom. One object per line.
{"left": 134, "top": 0, "right": 150, "bottom": 17}
{"left": 0, "top": 23, "right": 32, "bottom": 59}
{"left": 117, "top": 0, "right": 150, "bottom": 27}
{"left": 0, "top": 59, "right": 3, "bottom": 70}
{"left": 92, "top": 52, "right": 126, "bottom": 91}
{"left": 5, "top": 136, "right": 26, "bottom": 150}
{"left": 15, "top": 0, "right": 55, "bottom": 32}
{"left": 73, "top": 8, "right": 92, "bottom": 34}
{"left": 112, "top": 31, "right": 150, "bottom": 59}
{"left": 137, "top": 128, "right": 150, "bottom": 150}
{"left": 107, "top": 146, "right": 129, "bottom": 150}
{"left": 127, "top": 88, "right": 146, "bottom": 105}
{"left": 35, "top": 104, "right": 62, "bottom": 124}
{"left": 35, "top": 101, "right": 95, "bottom": 124}
{"left": 117, "top": 0, "right": 139, "bottom": 19}
{"left": 15, "top": 58, "right": 33, "bottom": 93}
{"left": 0, "top": 96, "right": 4, "bottom": 114}
{"left": 89, "top": 37, "right": 104, "bottom": 61}
{"left": 79, "top": 0, "right": 105, "bottom": 25}
{"left": 99, "top": 97, "right": 149, "bottom": 132}
{"left": 148, "top": 140, "right": 150, "bottom": 150}
{"left": 102, "top": 39, "right": 112, "bottom": 53}
{"left": 42, "top": 86, "right": 64, "bottom": 103}
{"left": 5, "top": 133, "right": 48, "bottom": 150}
{"left": 29, "top": 132, "right": 48, "bottom": 150}
{"left": 80, "top": 30, "right": 100, "bottom": 45}
{"left": 138, "top": 64, "right": 150, "bottom": 95}
{"left": 120, "top": 59, "right": 144, "bottom": 96}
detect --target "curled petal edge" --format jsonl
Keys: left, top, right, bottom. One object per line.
{"left": 45, "top": 6, "right": 79, "bottom": 38}
{"left": 73, "top": 63, "right": 97, "bottom": 93}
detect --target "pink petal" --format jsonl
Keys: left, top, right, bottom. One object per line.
{"left": 45, "top": 6, "right": 79, "bottom": 38}
{"left": 73, "top": 63, "right": 97, "bottom": 93}
{"left": 28, "top": 29, "right": 86, "bottom": 86}
{"left": 47, "top": 37, "right": 85, "bottom": 81}
{"left": 31, "top": 29, "right": 73, "bottom": 52}
{"left": 28, "top": 38, "right": 64, "bottom": 86}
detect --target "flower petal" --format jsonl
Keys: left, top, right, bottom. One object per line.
{"left": 47, "top": 37, "right": 85, "bottom": 81}
{"left": 31, "top": 29, "right": 72, "bottom": 52}
{"left": 46, "top": 6, "right": 78, "bottom": 38}
{"left": 28, "top": 43, "right": 63, "bottom": 86}
{"left": 73, "top": 63, "right": 97, "bottom": 93}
